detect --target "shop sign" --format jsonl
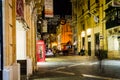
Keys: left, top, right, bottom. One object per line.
{"left": 44, "top": 0, "right": 53, "bottom": 17}
{"left": 94, "top": 16, "right": 99, "bottom": 23}
{"left": 42, "top": 20, "right": 47, "bottom": 32}
{"left": 112, "top": 0, "right": 120, "bottom": 7}
{"left": 88, "top": 37, "right": 91, "bottom": 42}
{"left": 47, "top": 15, "right": 60, "bottom": 25}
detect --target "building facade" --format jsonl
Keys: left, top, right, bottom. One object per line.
{"left": 1, "top": 0, "right": 44, "bottom": 80}
{"left": 105, "top": 0, "right": 120, "bottom": 58}
{"left": 57, "top": 19, "right": 72, "bottom": 51}
{"left": 71, "top": 0, "right": 120, "bottom": 59}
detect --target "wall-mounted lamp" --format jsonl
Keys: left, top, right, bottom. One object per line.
{"left": 88, "top": 11, "right": 99, "bottom": 23}
{"left": 23, "top": 26, "right": 30, "bottom": 31}
{"left": 87, "top": 28, "right": 92, "bottom": 35}
{"left": 23, "top": 20, "right": 30, "bottom": 31}
{"left": 81, "top": 31, "right": 85, "bottom": 37}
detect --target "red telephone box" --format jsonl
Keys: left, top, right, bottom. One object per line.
{"left": 36, "top": 40, "right": 46, "bottom": 62}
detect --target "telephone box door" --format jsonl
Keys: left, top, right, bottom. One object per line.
{"left": 36, "top": 40, "right": 46, "bottom": 62}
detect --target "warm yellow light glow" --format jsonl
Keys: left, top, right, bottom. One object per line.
{"left": 87, "top": 28, "right": 91, "bottom": 35}
{"left": 81, "top": 31, "right": 85, "bottom": 37}
{"left": 51, "top": 42, "right": 58, "bottom": 48}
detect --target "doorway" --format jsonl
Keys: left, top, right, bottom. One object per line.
{"left": 118, "top": 36, "right": 120, "bottom": 55}
{"left": 82, "top": 37, "right": 85, "bottom": 47}
{"left": 95, "top": 33, "right": 100, "bottom": 56}
{"left": 88, "top": 36, "right": 91, "bottom": 56}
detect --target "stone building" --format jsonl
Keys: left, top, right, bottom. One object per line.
{"left": 1, "top": 0, "right": 44, "bottom": 80}
{"left": 71, "top": 0, "right": 120, "bottom": 58}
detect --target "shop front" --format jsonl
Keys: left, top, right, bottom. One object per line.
{"left": 105, "top": 6, "right": 120, "bottom": 59}
{"left": 107, "top": 27, "right": 120, "bottom": 58}
{"left": 16, "top": 19, "right": 28, "bottom": 75}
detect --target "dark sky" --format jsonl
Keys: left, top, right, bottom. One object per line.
{"left": 53, "top": 0, "right": 72, "bottom": 17}
{"left": 42, "top": 0, "right": 72, "bottom": 34}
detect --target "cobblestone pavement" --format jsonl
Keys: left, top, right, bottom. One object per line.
{"left": 25, "top": 56, "right": 120, "bottom": 80}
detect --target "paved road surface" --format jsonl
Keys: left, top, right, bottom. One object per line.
{"left": 28, "top": 56, "right": 120, "bottom": 80}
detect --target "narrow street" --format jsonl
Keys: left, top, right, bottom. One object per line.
{"left": 28, "top": 56, "right": 120, "bottom": 80}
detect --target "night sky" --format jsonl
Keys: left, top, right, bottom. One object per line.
{"left": 53, "top": 0, "right": 72, "bottom": 17}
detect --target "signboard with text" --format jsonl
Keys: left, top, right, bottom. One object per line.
{"left": 42, "top": 20, "right": 47, "bottom": 32}
{"left": 112, "top": 0, "right": 120, "bottom": 7}
{"left": 44, "top": 0, "right": 53, "bottom": 17}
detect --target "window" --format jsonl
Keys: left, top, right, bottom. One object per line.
{"left": 95, "top": 0, "right": 99, "bottom": 3}
{"left": 106, "top": 7, "right": 120, "bottom": 29}
{"left": 88, "top": 0, "right": 90, "bottom": 10}
{"left": 82, "top": 9, "right": 84, "bottom": 15}
{"left": 82, "top": 37, "right": 85, "bottom": 46}
{"left": 83, "top": 24, "right": 85, "bottom": 30}
{"left": 82, "top": 24, "right": 85, "bottom": 30}
{"left": 106, "top": 0, "right": 111, "bottom": 4}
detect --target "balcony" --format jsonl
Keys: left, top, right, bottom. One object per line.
{"left": 105, "top": 6, "right": 120, "bottom": 29}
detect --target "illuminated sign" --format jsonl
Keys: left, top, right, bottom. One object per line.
{"left": 112, "top": 0, "right": 120, "bottom": 7}
{"left": 44, "top": 0, "right": 53, "bottom": 17}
